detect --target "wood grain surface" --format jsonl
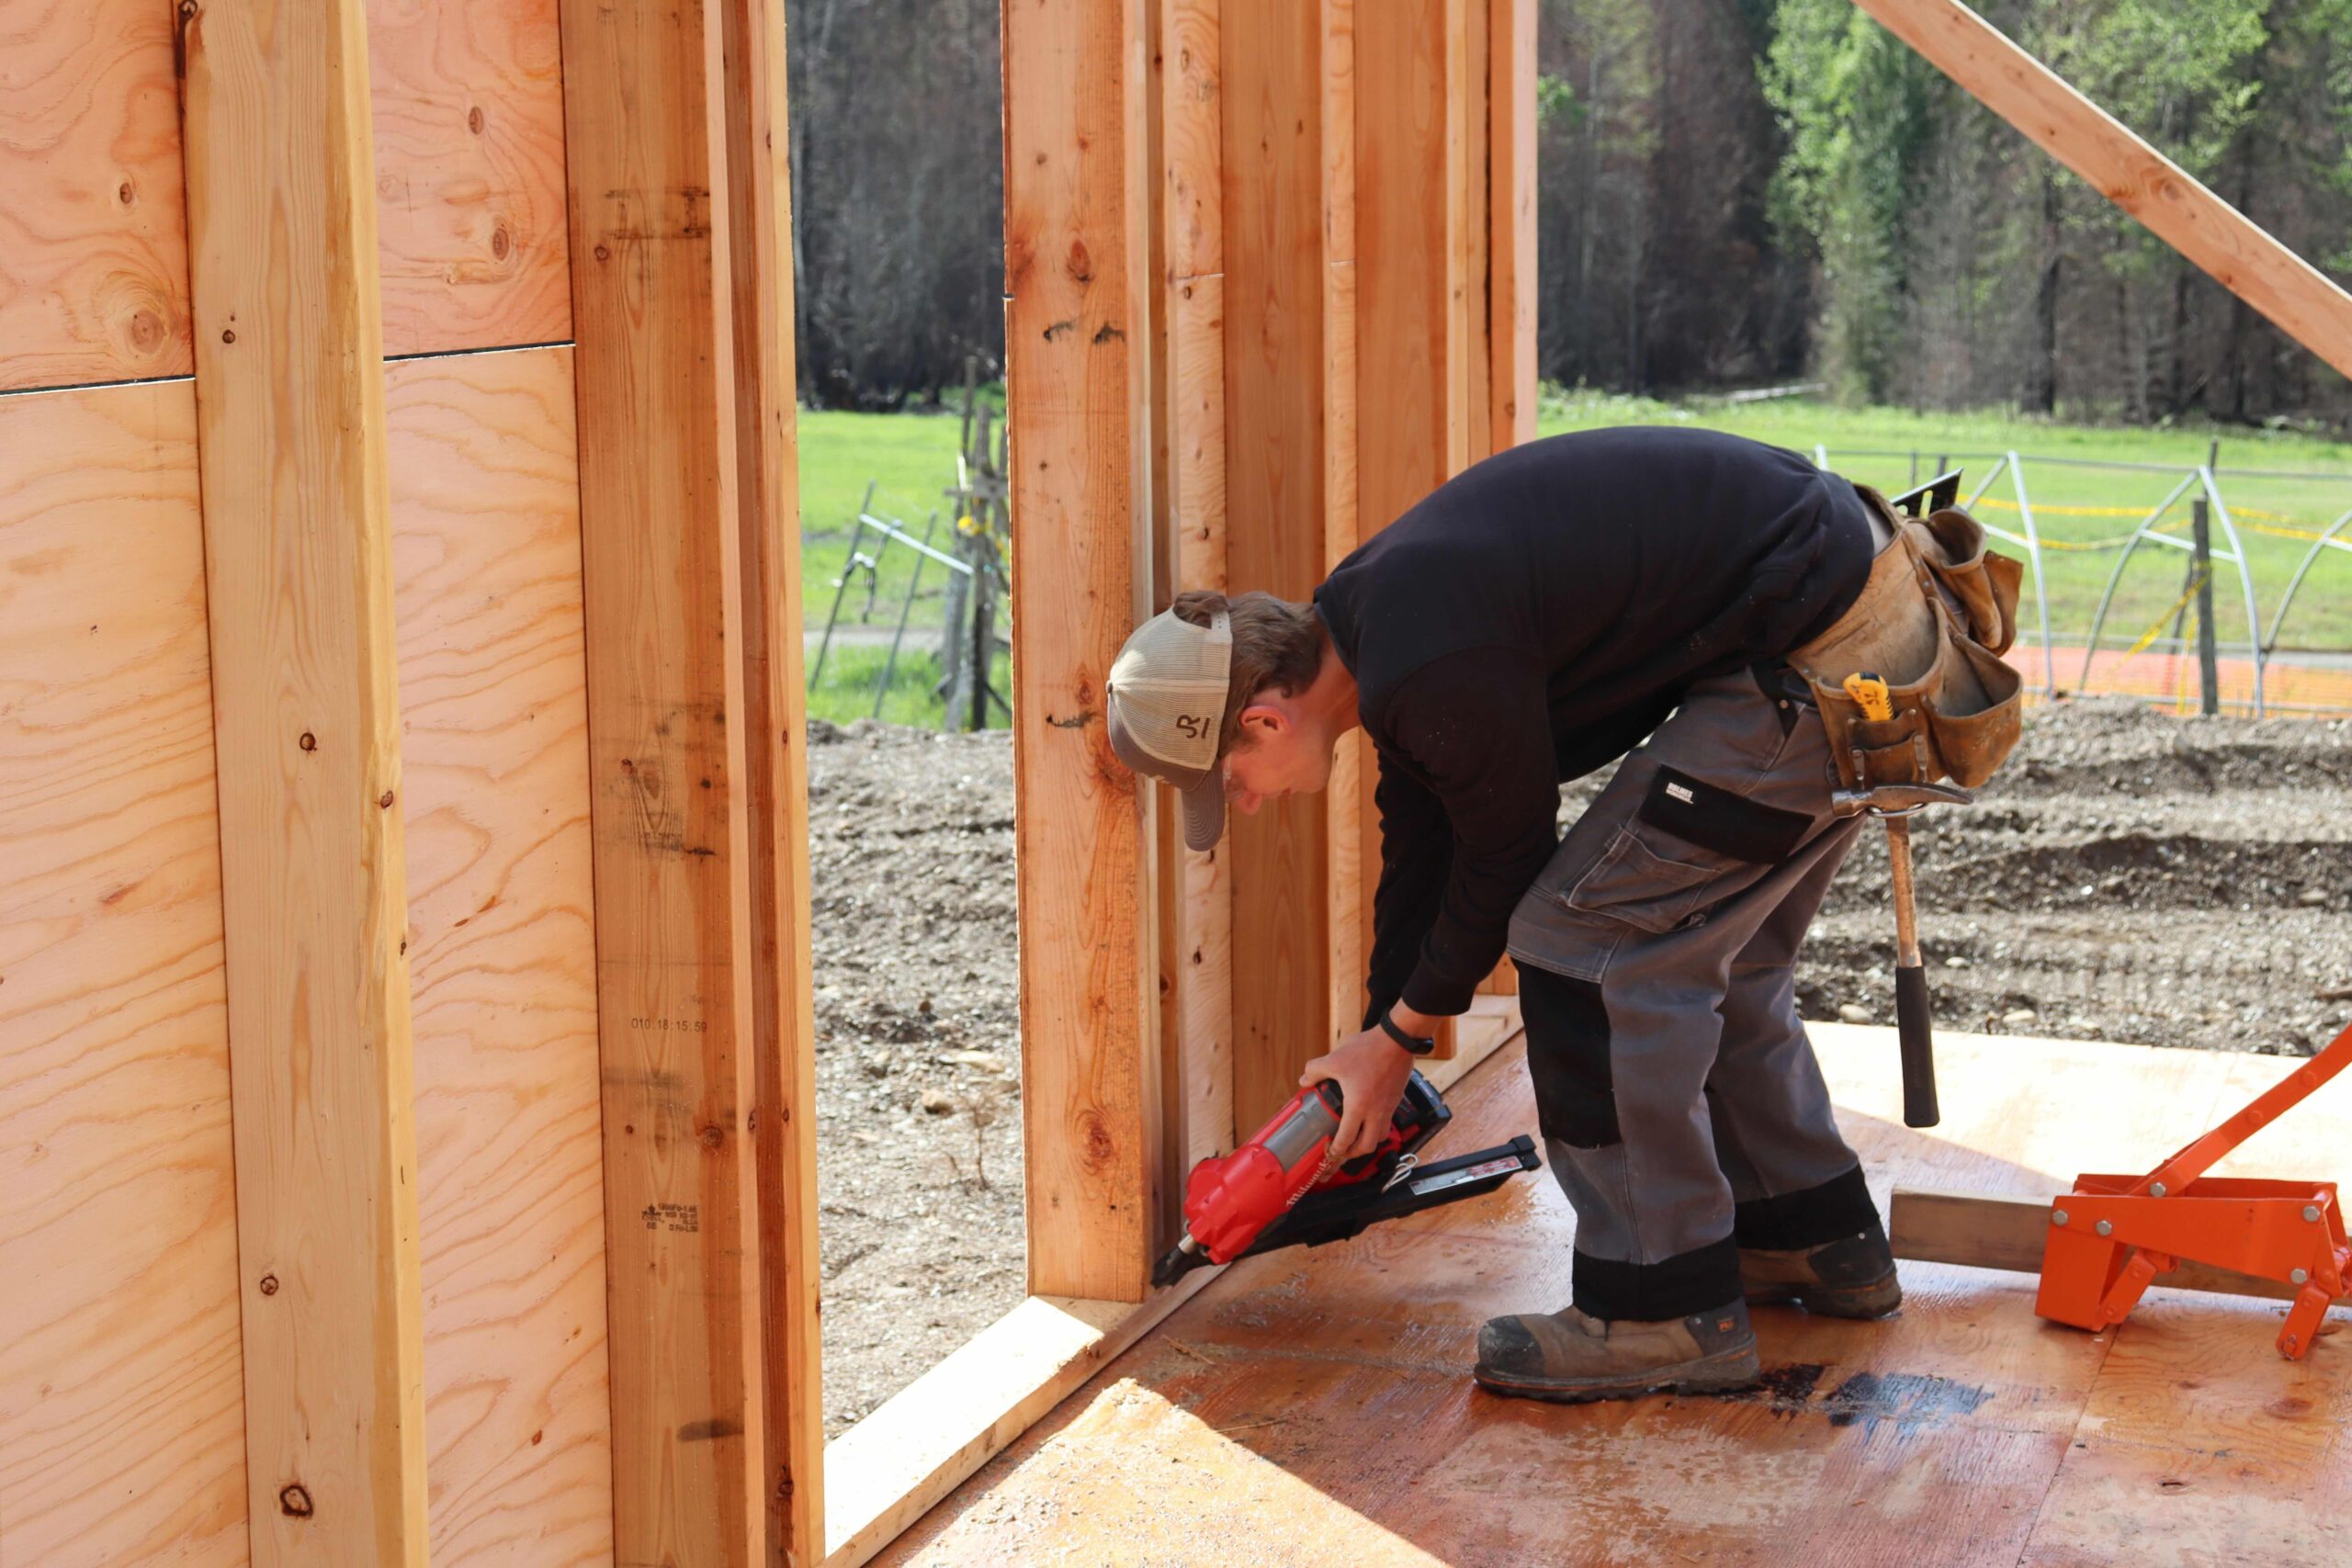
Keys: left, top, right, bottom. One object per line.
{"left": 876, "top": 1024, "right": 2352, "bottom": 1566}
{"left": 1159, "top": 0, "right": 1237, "bottom": 1176}
{"left": 559, "top": 0, "right": 764, "bottom": 1556}
{"left": 1003, "top": 0, "right": 1158, "bottom": 1304}
{"left": 1221, "top": 0, "right": 1335, "bottom": 1133}
{"left": 383, "top": 348, "right": 615, "bottom": 1568}
{"left": 0, "top": 0, "right": 573, "bottom": 390}
{"left": 0, "top": 382, "right": 247, "bottom": 1568}
{"left": 713, "top": 0, "right": 828, "bottom": 1551}
{"left": 1487, "top": 0, "right": 1536, "bottom": 449}
{"left": 0, "top": 0, "right": 192, "bottom": 391}
{"left": 1318, "top": 0, "right": 1366, "bottom": 1047}
{"left": 182, "top": 0, "right": 428, "bottom": 1558}
{"left": 369, "top": 0, "right": 573, "bottom": 355}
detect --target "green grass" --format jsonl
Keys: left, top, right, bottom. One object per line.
{"left": 1539, "top": 390, "right": 2352, "bottom": 655}
{"left": 804, "top": 638, "right": 1012, "bottom": 729}
{"left": 799, "top": 406, "right": 973, "bottom": 642}
{"left": 794, "top": 391, "right": 2352, "bottom": 724}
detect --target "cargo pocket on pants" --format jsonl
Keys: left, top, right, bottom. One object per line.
{"left": 1566, "top": 825, "right": 1724, "bottom": 934}
{"left": 1510, "top": 824, "right": 1724, "bottom": 983}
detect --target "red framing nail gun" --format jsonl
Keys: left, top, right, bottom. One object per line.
{"left": 1150, "top": 1070, "right": 1539, "bottom": 1287}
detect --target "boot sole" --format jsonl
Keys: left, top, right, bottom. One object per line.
{"left": 1473, "top": 1341, "right": 1760, "bottom": 1404}
{"left": 1744, "top": 1268, "right": 1903, "bottom": 1320}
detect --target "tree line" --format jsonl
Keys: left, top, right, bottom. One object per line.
{"left": 786, "top": 0, "right": 2352, "bottom": 424}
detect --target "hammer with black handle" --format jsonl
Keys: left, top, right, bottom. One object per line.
{"left": 1835, "top": 672, "right": 1971, "bottom": 1130}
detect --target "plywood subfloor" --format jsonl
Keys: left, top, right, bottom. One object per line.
{"left": 876, "top": 1023, "right": 2352, "bottom": 1567}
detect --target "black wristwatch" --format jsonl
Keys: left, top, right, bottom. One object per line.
{"left": 1377, "top": 1008, "right": 1439, "bottom": 1057}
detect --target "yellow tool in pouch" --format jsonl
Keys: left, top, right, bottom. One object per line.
{"left": 1796, "top": 493, "right": 2026, "bottom": 795}
{"left": 1842, "top": 671, "right": 1894, "bottom": 723}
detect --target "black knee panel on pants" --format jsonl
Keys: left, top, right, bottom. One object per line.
{"left": 1573, "top": 1236, "right": 1742, "bottom": 1322}
{"left": 1521, "top": 964, "right": 1620, "bottom": 1149}
{"left": 1732, "top": 1164, "right": 1882, "bottom": 1251}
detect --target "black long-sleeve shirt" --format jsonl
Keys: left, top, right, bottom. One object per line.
{"left": 1311, "top": 427, "right": 1874, "bottom": 1023}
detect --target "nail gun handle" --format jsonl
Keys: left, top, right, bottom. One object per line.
{"left": 1895, "top": 964, "right": 1939, "bottom": 1128}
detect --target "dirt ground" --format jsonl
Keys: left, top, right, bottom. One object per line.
{"left": 809, "top": 698, "right": 2352, "bottom": 1435}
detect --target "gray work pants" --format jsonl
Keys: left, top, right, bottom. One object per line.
{"left": 1506, "top": 664, "right": 1881, "bottom": 1321}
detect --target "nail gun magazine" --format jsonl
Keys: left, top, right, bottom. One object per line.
{"left": 1153, "top": 1071, "right": 1539, "bottom": 1287}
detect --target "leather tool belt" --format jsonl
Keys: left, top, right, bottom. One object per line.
{"left": 1789, "top": 485, "right": 2025, "bottom": 792}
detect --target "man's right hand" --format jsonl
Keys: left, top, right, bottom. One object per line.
{"left": 1299, "top": 1027, "right": 1419, "bottom": 1162}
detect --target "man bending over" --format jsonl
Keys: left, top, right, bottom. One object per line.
{"left": 1104, "top": 426, "right": 1950, "bottom": 1402}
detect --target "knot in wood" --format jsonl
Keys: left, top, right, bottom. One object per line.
{"left": 1079, "top": 1109, "right": 1115, "bottom": 1168}
{"left": 298, "top": 731, "right": 316, "bottom": 751}
{"left": 278, "top": 1483, "right": 313, "bottom": 1517}
{"left": 258, "top": 1273, "right": 279, "bottom": 1296}
{"left": 698, "top": 1124, "right": 723, "bottom": 1149}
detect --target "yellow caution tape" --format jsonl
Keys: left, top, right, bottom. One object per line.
{"left": 1968, "top": 496, "right": 2341, "bottom": 543}
{"left": 2116, "top": 568, "right": 2211, "bottom": 661}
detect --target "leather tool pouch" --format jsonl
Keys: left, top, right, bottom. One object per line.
{"left": 1795, "top": 490, "right": 2026, "bottom": 793}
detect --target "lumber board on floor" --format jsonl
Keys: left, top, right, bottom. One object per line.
{"left": 0, "top": 0, "right": 192, "bottom": 391}
{"left": 182, "top": 1, "right": 429, "bottom": 1558}
{"left": 1853, "top": 0, "right": 2352, "bottom": 385}
{"left": 369, "top": 0, "right": 572, "bottom": 355}
{"left": 820, "top": 1275, "right": 1217, "bottom": 1568}
{"left": 875, "top": 1025, "right": 2352, "bottom": 1567}
{"left": 1222, "top": 0, "right": 1333, "bottom": 1132}
{"left": 384, "top": 349, "right": 616, "bottom": 1567}
{"left": 559, "top": 0, "right": 766, "bottom": 1555}
{"left": 712, "top": 0, "right": 827, "bottom": 1551}
{"left": 0, "top": 382, "right": 247, "bottom": 1568}
{"left": 1891, "top": 1187, "right": 2346, "bottom": 1307}
{"left": 1003, "top": 0, "right": 1158, "bottom": 1304}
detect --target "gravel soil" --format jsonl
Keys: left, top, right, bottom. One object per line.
{"left": 810, "top": 700, "right": 2352, "bottom": 1436}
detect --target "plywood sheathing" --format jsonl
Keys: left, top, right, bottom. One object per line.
{"left": 0, "top": 0, "right": 571, "bottom": 397}
{"left": 876, "top": 1025, "right": 2352, "bottom": 1566}
{"left": 0, "top": 343, "right": 623, "bottom": 1568}
{"left": 0, "top": 383, "right": 248, "bottom": 1567}
{"left": 0, "top": 0, "right": 193, "bottom": 391}
{"left": 386, "top": 347, "right": 616, "bottom": 1565}
{"left": 370, "top": 0, "right": 574, "bottom": 355}
{"left": 1003, "top": 0, "right": 1159, "bottom": 1305}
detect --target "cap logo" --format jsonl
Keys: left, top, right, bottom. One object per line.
{"left": 1175, "top": 713, "right": 1213, "bottom": 740}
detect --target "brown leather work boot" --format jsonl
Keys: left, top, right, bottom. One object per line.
{"left": 1474, "top": 1298, "right": 1758, "bottom": 1403}
{"left": 1740, "top": 1223, "right": 1903, "bottom": 1319}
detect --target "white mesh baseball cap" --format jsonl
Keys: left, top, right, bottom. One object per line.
{"left": 1106, "top": 606, "right": 1233, "bottom": 851}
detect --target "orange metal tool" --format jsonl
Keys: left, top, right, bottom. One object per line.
{"left": 2037, "top": 1017, "right": 2352, "bottom": 1359}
